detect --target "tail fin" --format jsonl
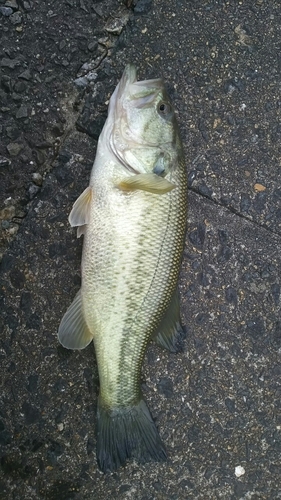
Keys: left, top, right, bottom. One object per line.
{"left": 96, "top": 398, "right": 166, "bottom": 472}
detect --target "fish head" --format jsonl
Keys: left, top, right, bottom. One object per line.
{"left": 108, "top": 65, "right": 181, "bottom": 176}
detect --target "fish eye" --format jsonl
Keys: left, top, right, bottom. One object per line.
{"left": 157, "top": 102, "right": 172, "bottom": 116}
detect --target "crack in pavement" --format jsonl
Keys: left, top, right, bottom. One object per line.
{"left": 189, "top": 185, "right": 281, "bottom": 239}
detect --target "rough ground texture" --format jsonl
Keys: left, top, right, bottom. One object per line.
{"left": 1, "top": 0, "right": 281, "bottom": 499}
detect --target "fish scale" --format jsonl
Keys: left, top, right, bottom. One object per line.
{"left": 58, "top": 65, "right": 187, "bottom": 472}
{"left": 86, "top": 174, "right": 185, "bottom": 406}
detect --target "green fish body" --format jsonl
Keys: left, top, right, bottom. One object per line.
{"left": 58, "top": 65, "right": 187, "bottom": 472}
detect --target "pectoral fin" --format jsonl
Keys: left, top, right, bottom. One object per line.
{"left": 153, "top": 288, "right": 186, "bottom": 353}
{"left": 117, "top": 173, "right": 176, "bottom": 195}
{"left": 68, "top": 186, "right": 92, "bottom": 236}
{"left": 58, "top": 290, "right": 94, "bottom": 350}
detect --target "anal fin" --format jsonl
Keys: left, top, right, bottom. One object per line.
{"left": 58, "top": 289, "right": 94, "bottom": 350}
{"left": 153, "top": 288, "right": 186, "bottom": 353}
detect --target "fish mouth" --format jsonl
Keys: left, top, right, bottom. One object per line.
{"left": 108, "top": 65, "right": 166, "bottom": 174}
{"left": 118, "top": 64, "right": 164, "bottom": 96}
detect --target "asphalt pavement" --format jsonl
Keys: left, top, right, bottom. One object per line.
{"left": 1, "top": 1, "right": 281, "bottom": 499}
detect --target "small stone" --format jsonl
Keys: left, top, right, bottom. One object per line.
{"left": 18, "top": 69, "right": 32, "bottom": 80}
{"left": 74, "top": 76, "right": 89, "bottom": 88}
{"left": 8, "top": 225, "right": 18, "bottom": 236}
{"left": 6, "top": 126, "right": 20, "bottom": 140}
{"left": 198, "top": 182, "right": 213, "bottom": 197}
{"left": 79, "top": 0, "right": 88, "bottom": 12}
{"left": 22, "top": 401, "right": 40, "bottom": 425}
{"left": 134, "top": 0, "right": 152, "bottom": 14}
{"left": 0, "top": 427, "right": 11, "bottom": 446}
{"left": 31, "top": 172, "right": 43, "bottom": 186}
{"left": 105, "top": 13, "right": 129, "bottom": 35}
{"left": 0, "top": 6, "right": 13, "bottom": 15}
{"left": 271, "top": 283, "right": 280, "bottom": 306}
{"left": 1, "top": 57, "right": 20, "bottom": 69}
{"left": 9, "top": 11, "right": 22, "bottom": 24}
{"left": 225, "top": 287, "right": 237, "bottom": 305}
{"left": 1, "top": 220, "right": 10, "bottom": 229}
{"left": 11, "top": 92, "right": 21, "bottom": 102}
{"left": 47, "top": 441, "right": 64, "bottom": 464}
{"left": 254, "top": 183, "right": 266, "bottom": 192}
{"left": 240, "top": 193, "right": 251, "bottom": 212}
{"left": 253, "top": 191, "right": 267, "bottom": 213}
{"left": 59, "top": 40, "right": 66, "bottom": 50}
{"left": 23, "top": 0, "right": 31, "bottom": 10}
{"left": 27, "top": 374, "right": 38, "bottom": 393}
{"left": 48, "top": 242, "right": 67, "bottom": 259}
{"left": 51, "top": 122, "right": 65, "bottom": 136}
{"left": 5, "top": 0, "right": 19, "bottom": 9}
{"left": 26, "top": 312, "right": 41, "bottom": 330}
{"left": 158, "top": 377, "right": 174, "bottom": 398}
{"left": 28, "top": 184, "right": 40, "bottom": 199}
{"left": 246, "top": 317, "right": 265, "bottom": 338}
{"left": 0, "top": 156, "right": 11, "bottom": 167}
{"left": 225, "top": 397, "right": 235, "bottom": 413}
{"left": 235, "top": 465, "right": 245, "bottom": 477}
{"left": 188, "top": 170, "right": 197, "bottom": 186}
{"left": 88, "top": 41, "right": 98, "bottom": 52}
{"left": 217, "top": 245, "right": 232, "bottom": 263}
{"left": 196, "top": 312, "right": 209, "bottom": 324}
{"left": 57, "top": 423, "right": 64, "bottom": 432}
{"left": 13, "top": 80, "right": 27, "bottom": 93}
{"left": 218, "top": 229, "right": 228, "bottom": 245}
{"left": 188, "top": 223, "right": 206, "bottom": 249}
{"left": 10, "top": 267, "right": 26, "bottom": 289}
{"left": 6, "top": 142, "right": 23, "bottom": 156}
{"left": 20, "top": 291, "right": 32, "bottom": 312}
{"left": 16, "top": 105, "right": 28, "bottom": 119}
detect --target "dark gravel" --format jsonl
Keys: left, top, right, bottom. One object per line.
{"left": 1, "top": 0, "right": 281, "bottom": 499}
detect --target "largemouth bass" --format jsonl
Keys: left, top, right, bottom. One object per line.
{"left": 58, "top": 64, "right": 187, "bottom": 472}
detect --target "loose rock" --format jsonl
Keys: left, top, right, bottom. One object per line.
{"left": 31, "top": 172, "right": 43, "bottom": 186}
{"left": 18, "top": 69, "right": 32, "bottom": 80}
{"left": 0, "top": 156, "right": 11, "bottom": 167}
{"left": 0, "top": 206, "right": 16, "bottom": 220}
{"left": 1, "top": 57, "right": 21, "bottom": 69}
{"left": 5, "top": 0, "right": 19, "bottom": 9}
{"left": 9, "top": 11, "right": 22, "bottom": 24}
{"left": 6, "top": 142, "right": 23, "bottom": 156}
{"left": 16, "top": 105, "right": 28, "bottom": 119}
{"left": 0, "top": 6, "right": 13, "bottom": 15}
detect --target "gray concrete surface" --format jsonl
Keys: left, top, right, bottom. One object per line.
{"left": 1, "top": 0, "right": 281, "bottom": 499}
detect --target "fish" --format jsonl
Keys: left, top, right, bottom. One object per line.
{"left": 58, "top": 64, "right": 187, "bottom": 472}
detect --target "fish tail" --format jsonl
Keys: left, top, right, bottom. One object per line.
{"left": 96, "top": 397, "right": 166, "bottom": 472}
